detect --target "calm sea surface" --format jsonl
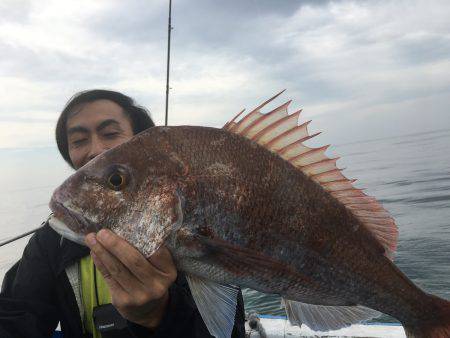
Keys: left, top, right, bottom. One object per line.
{"left": 1, "top": 129, "right": 449, "bottom": 323}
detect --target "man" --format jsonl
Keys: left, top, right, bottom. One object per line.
{"left": 0, "top": 89, "right": 245, "bottom": 338}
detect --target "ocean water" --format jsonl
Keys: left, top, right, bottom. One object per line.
{"left": 1, "top": 129, "right": 449, "bottom": 323}
{"left": 0, "top": 147, "right": 72, "bottom": 282}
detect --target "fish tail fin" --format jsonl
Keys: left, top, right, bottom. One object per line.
{"left": 403, "top": 295, "right": 450, "bottom": 338}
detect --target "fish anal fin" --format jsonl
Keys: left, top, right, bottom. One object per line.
{"left": 283, "top": 298, "right": 380, "bottom": 331}
{"left": 186, "top": 275, "right": 238, "bottom": 338}
{"left": 222, "top": 92, "right": 399, "bottom": 260}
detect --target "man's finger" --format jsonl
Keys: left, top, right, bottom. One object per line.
{"left": 148, "top": 246, "right": 176, "bottom": 274}
{"left": 85, "top": 232, "right": 145, "bottom": 293}
{"left": 91, "top": 251, "right": 149, "bottom": 311}
{"left": 96, "top": 229, "right": 173, "bottom": 283}
{"left": 90, "top": 250, "right": 124, "bottom": 296}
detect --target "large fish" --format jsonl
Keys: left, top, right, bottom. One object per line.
{"left": 49, "top": 92, "right": 450, "bottom": 338}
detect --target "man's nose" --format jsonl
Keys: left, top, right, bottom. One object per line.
{"left": 87, "top": 136, "right": 108, "bottom": 162}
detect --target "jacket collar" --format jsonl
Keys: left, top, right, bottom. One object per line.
{"left": 56, "top": 237, "right": 90, "bottom": 274}
{"left": 43, "top": 223, "right": 90, "bottom": 275}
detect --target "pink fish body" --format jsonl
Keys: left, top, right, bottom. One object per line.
{"left": 49, "top": 92, "right": 450, "bottom": 338}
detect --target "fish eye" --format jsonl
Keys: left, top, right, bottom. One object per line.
{"left": 106, "top": 166, "right": 129, "bottom": 191}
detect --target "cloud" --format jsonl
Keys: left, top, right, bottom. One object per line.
{"left": 0, "top": 0, "right": 449, "bottom": 148}
{"left": 0, "top": 121, "right": 54, "bottom": 148}
{"left": 0, "top": 0, "right": 32, "bottom": 24}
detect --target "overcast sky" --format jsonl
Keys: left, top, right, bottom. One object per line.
{"left": 1, "top": 0, "right": 449, "bottom": 148}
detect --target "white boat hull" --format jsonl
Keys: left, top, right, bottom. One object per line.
{"left": 245, "top": 316, "right": 405, "bottom": 338}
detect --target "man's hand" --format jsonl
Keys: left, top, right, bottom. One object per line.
{"left": 85, "top": 229, "right": 177, "bottom": 329}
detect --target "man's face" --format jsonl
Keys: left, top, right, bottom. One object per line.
{"left": 67, "top": 99, "right": 134, "bottom": 169}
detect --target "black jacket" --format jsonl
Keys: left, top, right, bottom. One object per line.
{"left": 0, "top": 223, "right": 245, "bottom": 338}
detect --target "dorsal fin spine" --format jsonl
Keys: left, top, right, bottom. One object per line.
{"left": 322, "top": 178, "right": 357, "bottom": 185}
{"left": 241, "top": 100, "right": 291, "bottom": 137}
{"left": 276, "top": 122, "right": 314, "bottom": 155}
{"left": 224, "top": 109, "right": 245, "bottom": 130}
{"left": 330, "top": 188, "right": 364, "bottom": 198}
{"left": 312, "top": 169, "right": 347, "bottom": 184}
{"left": 289, "top": 145, "right": 330, "bottom": 163}
{"left": 232, "top": 110, "right": 261, "bottom": 133}
{"left": 252, "top": 90, "right": 286, "bottom": 112}
{"left": 266, "top": 119, "right": 313, "bottom": 151}
{"left": 300, "top": 157, "right": 339, "bottom": 176}
{"left": 252, "top": 109, "right": 301, "bottom": 144}
{"left": 358, "top": 217, "right": 395, "bottom": 225}
{"left": 231, "top": 90, "right": 286, "bottom": 132}
{"left": 301, "top": 157, "right": 340, "bottom": 173}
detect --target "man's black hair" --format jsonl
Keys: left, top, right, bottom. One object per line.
{"left": 56, "top": 89, "right": 155, "bottom": 168}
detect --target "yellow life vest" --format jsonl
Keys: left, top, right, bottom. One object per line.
{"left": 80, "top": 256, "right": 112, "bottom": 338}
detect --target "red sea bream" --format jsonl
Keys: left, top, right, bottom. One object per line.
{"left": 49, "top": 92, "right": 450, "bottom": 338}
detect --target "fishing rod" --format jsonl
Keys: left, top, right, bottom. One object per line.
{"left": 165, "top": 0, "right": 173, "bottom": 126}
{"left": 0, "top": 226, "right": 43, "bottom": 248}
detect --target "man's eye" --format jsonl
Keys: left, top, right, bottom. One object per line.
{"left": 103, "top": 132, "right": 119, "bottom": 139}
{"left": 72, "top": 138, "right": 87, "bottom": 146}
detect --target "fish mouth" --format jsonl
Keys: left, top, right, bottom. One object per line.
{"left": 49, "top": 198, "right": 100, "bottom": 235}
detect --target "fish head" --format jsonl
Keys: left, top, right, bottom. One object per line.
{"left": 49, "top": 127, "right": 186, "bottom": 258}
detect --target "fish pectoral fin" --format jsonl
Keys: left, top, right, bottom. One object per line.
{"left": 282, "top": 298, "right": 380, "bottom": 332}
{"left": 186, "top": 274, "right": 239, "bottom": 338}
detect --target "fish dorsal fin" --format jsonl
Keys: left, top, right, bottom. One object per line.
{"left": 223, "top": 92, "right": 398, "bottom": 259}
{"left": 224, "top": 90, "right": 286, "bottom": 133}
{"left": 186, "top": 275, "right": 238, "bottom": 338}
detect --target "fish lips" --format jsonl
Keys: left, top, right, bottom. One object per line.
{"left": 49, "top": 198, "right": 100, "bottom": 235}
